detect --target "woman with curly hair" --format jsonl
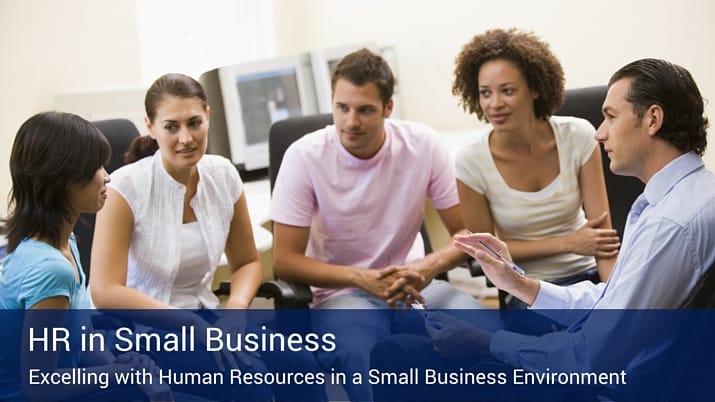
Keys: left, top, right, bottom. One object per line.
{"left": 453, "top": 28, "right": 619, "bottom": 308}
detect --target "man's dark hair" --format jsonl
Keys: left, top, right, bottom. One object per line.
{"left": 609, "top": 58, "right": 708, "bottom": 156}
{"left": 331, "top": 48, "right": 395, "bottom": 106}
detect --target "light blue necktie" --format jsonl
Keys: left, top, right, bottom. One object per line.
{"left": 627, "top": 195, "right": 650, "bottom": 225}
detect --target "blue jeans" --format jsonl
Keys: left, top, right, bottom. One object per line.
{"left": 311, "top": 280, "right": 497, "bottom": 402}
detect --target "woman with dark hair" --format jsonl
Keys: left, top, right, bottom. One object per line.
{"left": 0, "top": 112, "right": 172, "bottom": 401}
{"left": 90, "top": 73, "right": 326, "bottom": 402}
{"left": 453, "top": 29, "right": 619, "bottom": 308}
{"left": 91, "top": 72, "right": 260, "bottom": 313}
{"left": 2, "top": 111, "right": 110, "bottom": 309}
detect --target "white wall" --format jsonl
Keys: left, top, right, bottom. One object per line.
{"left": 272, "top": 0, "right": 715, "bottom": 167}
{"left": 0, "top": 0, "right": 142, "bottom": 214}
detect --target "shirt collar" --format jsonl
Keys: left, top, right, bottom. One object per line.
{"left": 152, "top": 151, "right": 206, "bottom": 191}
{"left": 333, "top": 123, "right": 391, "bottom": 168}
{"left": 643, "top": 152, "right": 704, "bottom": 206}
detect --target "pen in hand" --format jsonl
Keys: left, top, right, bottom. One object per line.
{"left": 475, "top": 240, "right": 526, "bottom": 276}
{"left": 463, "top": 231, "right": 526, "bottom": 276}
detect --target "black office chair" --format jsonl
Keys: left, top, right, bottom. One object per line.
{"left": 253, "top": 113, "right": 441, "bottom": 309}
{"left": 72, "top": 118, "right": 140, "bottom": 279}
{"left": 557, "top": 85, "right": 644, "bottom": 238}
{"left": 246, "top": 114, "right": 335, "bottom": 308}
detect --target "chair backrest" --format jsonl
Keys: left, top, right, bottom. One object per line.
{"left": 557, "top": 86, "right": 645, "bottom": 238}
{"left": 268, "top": 113, "right": 334, "bottom": 191}
{"left": 73, "top": 119, "right": 140, "bottom": 277}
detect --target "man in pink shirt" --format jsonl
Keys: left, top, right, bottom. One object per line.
{"left": 270, "top": 48, "right": 487, "bottom": 401}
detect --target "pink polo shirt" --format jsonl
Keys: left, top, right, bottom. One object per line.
{"left": 270, "top": 119, "right": 459, "bottom": 304}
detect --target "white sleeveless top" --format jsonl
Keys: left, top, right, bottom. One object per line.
{"left": 170, "top": 221, "right": 213, "bottom": 308}
{"left": 456, "top": 116, "right": 598, "bottom": 280}
{"left": 108, "top": 152, "right": 242, "bottom": 306}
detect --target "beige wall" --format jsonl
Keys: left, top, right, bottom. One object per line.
{"left": 0, "top": 0, "right": 141, "bottom": 214}
{"left": 2, "top": 0, "right": 715, "bottom": 215}
{"left": 273, "top": 0, "right": 715, "bottom": 168}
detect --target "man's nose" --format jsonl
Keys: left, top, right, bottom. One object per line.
{"left": 346, "top": 110, "right": 359, "bottom": 127}
{"left": 594, "top": 120, "right": 607, "bottom": 142}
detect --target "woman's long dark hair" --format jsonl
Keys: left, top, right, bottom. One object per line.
{"left": 125, "top": 73, "right": 208, "bottom": 163}
{"left": 3, "top": 112, "right": 110, "bottom": 252}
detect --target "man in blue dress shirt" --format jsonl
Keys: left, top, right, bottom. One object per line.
{"left": 371, "top": 58, "right": 715, "bottom": 402}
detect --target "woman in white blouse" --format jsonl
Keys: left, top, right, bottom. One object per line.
{"left": 90, "top": 73, "right": 326, "bottom": 402}
{"left": 91, "top": 73, "right": 260, "bottom": 312}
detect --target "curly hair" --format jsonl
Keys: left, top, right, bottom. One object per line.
{"left": 609, "top": 58, "right": 708, "bottom": 156}
{"left": 452, "top": 28, "right": 564, "bottom": 122}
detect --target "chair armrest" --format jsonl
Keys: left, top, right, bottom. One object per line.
{"left": 257, "top": 280, "right": 313, "bottom": 309}
{"left": 467, "top": 259, "right": 484, "bottom": 277}
{"left": 215, "top": 279, "right": 313, "bottom": 309}
{"left": 466, "top": 259, "right": 494, "bottom": 287}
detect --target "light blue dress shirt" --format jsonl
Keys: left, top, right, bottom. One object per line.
{"left": 490, "top": 152, "right": 715, "bottom": 373}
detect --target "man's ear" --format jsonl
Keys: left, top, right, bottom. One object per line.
{"left": 383, "top": 98, "right": 394, "bottom": 119}
{"left": 646, "top": 104, "right": 664, "bottom": 137}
